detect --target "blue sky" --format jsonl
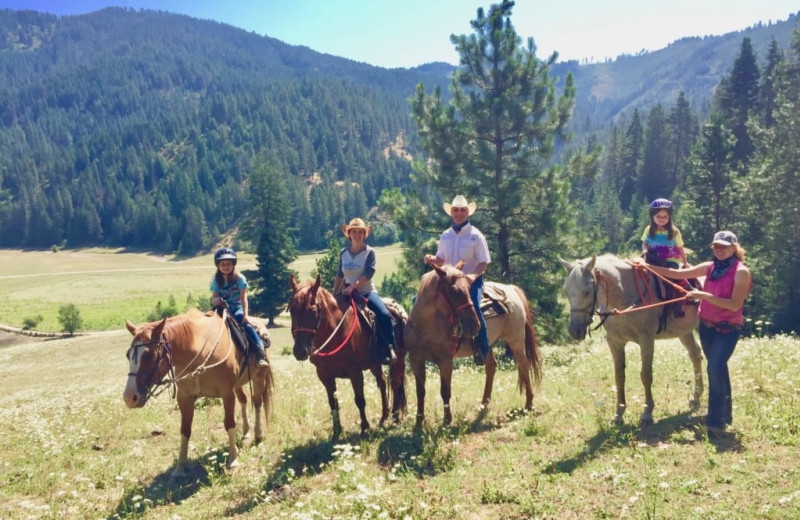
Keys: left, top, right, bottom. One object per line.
{"left": 3, "top": 0, "right": 797, "bottom": 68}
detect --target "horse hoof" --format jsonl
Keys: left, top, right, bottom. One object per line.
{"left": 228, "top": 459, "right": 242, "bottom": 470}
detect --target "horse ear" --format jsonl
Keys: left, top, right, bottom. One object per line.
{"left": 558, "top": 257, "right": 573, "bottom": 272}
{"left": 125, "top": 319, "right": 137, "bottom": 336}
{"left": 432, "top": 264, "right": 446, "bottom": 277}
{"left": 289, "top": 275, "right": 299, "bottom": 293}
{"left": 153, "top": 317, "right": 168, "bottom": 337}
{"left": 586, "top": 255, "right": 597, "bottom": 272}
{"left": 311, "top": 274, "right": 322, "bottom": 296}
{"left": 454, "top": 260, "right": 464, "bottom": 271}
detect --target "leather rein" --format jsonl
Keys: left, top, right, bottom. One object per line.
{"left": 291, "top": 295, "right": 359, "bottom": 357}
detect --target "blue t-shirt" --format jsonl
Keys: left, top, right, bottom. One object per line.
{"left": 210, "top": 274, "right": 248, "bottom": 313}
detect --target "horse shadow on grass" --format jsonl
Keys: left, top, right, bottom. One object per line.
{"left": 106, "top": 447, "right": 228, "bottom": 520}
{"left": 543, "top": 410, "right": 744, "bottom": 475}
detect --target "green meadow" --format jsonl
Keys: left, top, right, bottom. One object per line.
{"left": 1, "top": 247, "right": 799, "bottom": 519}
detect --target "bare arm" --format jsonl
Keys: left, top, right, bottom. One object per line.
{"left": 240, "top": 288, "right": 251, "bottom": 323}
{"left": 635, "top": 259, "right": 709, "bottom": 279}
{"left": 466, "top": 261, "right": 488, "bottom": 282}
{"left": 688, "top": 268, "right": 751, "bottom": 310}
{"left": 423, "top": 254, "right": 444, "bottom": 266}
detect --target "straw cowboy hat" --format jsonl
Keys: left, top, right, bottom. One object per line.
{"left": 443, "top": 195, "right": 476, "bottom": 216}
{"left": 341, "top": 217, "right": 372, "bottom": 237}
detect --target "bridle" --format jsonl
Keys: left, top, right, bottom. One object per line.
{"left": 291, "top": 291, "right": 358, "bottom": 357}
{"left": 127, "top": 334, "right": 176, "bottom": 400}
{"left": 436, "top": 275, "right": 477, "bottom": 356}
{"left": 568, "top": 267, "right": 611, "bottom": 333}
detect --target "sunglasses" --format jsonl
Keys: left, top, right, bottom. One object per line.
{"left": 451, "top": 207, "right": 468, "bottom": 213}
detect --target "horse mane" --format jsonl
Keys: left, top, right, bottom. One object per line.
{"left": 417, "top": 265, "right": 463, "bottom": 303}
{"left": 293, "top": 279, "right": 340, "bottom": 316}
{"left": 161, "top": 308, "right": 205, "bottom": 345}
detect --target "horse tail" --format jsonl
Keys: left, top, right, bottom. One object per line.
{"left": 515, "top": 286, "right": 542, "bottom": 386}
{"left": 262, "top": 364, "right": 275, "bottom": 425}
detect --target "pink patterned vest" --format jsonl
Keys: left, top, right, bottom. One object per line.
{"left": 699, "top": 260, "right": 749, "bottom": 326}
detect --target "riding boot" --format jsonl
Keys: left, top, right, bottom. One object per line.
{"left": 472, "top": 340, "right": 489, "bottom": 366}
{"left": 379, "top": 343, "right": 394, "bottom": 365}
{"left": 255, "top": 344, "right": 269, "bottom": 368}
{"left": 673, "top": 301, "right": 685, "bottom": 318}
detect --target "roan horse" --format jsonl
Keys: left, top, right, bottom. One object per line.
{"left": 560, "top": 254, "right": 703, "bottom": 424}
{"left": 288, "top": 275, "right": 407, "bottom": 437}
{"left": 404, "top": 264, "right": 542, "bottom": 427}
{"left": 123, "top": 308, "right": 274, "bottom": 478}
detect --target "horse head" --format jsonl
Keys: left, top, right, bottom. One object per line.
{"left": 123, "top": 317, "right": 172, "bottom": 408}
{"left": 560, "top": 256, "right": 598, "bottom": 340}
{"left": 432, "top": 264, "right": 481, "bottom": 338}
{"left": 289, "top": 274, "right": 323, "bottom": 361}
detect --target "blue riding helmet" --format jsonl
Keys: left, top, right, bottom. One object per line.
{"left": 649, "top": 198, "right": 673, "bottom": 216}
{"left": 214, "top": 247, "right": 237, "bottom": 266}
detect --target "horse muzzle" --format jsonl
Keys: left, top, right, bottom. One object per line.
{"left": 122, "top": 379, "right": 150, "bottom": 408}
{"left": 292, "top": 340, "right": 311, "bottom": 361}
{"left": 567, "top": 317, "right": 589, "bottom": 340}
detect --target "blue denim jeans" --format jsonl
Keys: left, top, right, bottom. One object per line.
{"left": 698, "top": 322, "right": 740, "bottom": 427}
{"left": 364, "top": 291, "right": 395, "bottom": 349}
{"left": 233, "top": 310, "right": 264, "bottom": 351}
{"left": 470, "top": 276, "right": 490, "bottom": 357}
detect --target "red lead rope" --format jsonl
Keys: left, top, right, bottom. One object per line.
{"left": 314, "top": 297, "right": 358, "bottom": 357}
{"left": 608, "top": 261, "right": 691, "bottom": 316}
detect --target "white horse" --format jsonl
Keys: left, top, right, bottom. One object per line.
{"left": 560, "top": 254, "right": 703, "bottom": 424}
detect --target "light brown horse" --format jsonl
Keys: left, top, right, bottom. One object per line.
{"left": 560, "top": 254, "right": 703, "bottom": 424}
{"left": 404, "top": 264, "right": 543, "bottom": 427}
{"left": 123, "top": 308, "right": 274, "bottom": 478}
{"left": 288, "top": 275, "right": 407, "bottom": 437}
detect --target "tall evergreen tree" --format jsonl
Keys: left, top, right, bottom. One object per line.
{"left": 758, "top": 38, "right": 785, "bottom": 128}
{"left": 639, "top": 103, "right": 670, "bottom": 201}
{"left": 666, "top": 92, "right": 699, "bottom": 192}
{"left": 619, "top": 109, "right": 643, "bottom": 210}
{"left": 716, "top": 37, "right": 760, "bottom": 167}
{"left": 743, "top": 30, "right": 800, "bottom": 334}
{"left": 243, "top": 157, "right": 298, "bottom": 326}
{"left": 409, "top": 0, "right": 576, "bottom": 341}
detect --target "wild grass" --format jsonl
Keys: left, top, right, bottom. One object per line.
{"left": 1, "top": 248, "right": 800, "bottom": 519}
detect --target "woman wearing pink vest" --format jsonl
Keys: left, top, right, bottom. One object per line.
{"left": 636, "top": 230, "right": 752, "bottom": 435}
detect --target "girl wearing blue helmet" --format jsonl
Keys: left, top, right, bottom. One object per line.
{"left": 211, "top": 247, "right": 269, "bottom": 367}
{"left": 641, "top": 198, "right": 689, "bottom": 269}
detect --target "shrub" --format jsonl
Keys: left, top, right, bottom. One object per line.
{"left": 57, "top": 304, "right": 83, "bottom": 336}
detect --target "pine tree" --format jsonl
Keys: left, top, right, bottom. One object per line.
{"left": 619, "top": 109, "right": 644, "bottom": 210}
{"left": 716, "top": 37, "right": 760, "bottom": 167}
{"left": 243, "top": 157, "right": 298, "bottom": 326}
{"left": 409, "top": 0, "right": 576, "bottom": 342}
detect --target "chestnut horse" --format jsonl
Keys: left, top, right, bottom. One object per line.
{"left": 288, "top": 275, "right": 407, "bottom": 438}
{"left": 404, "top": 264, "right": 543, "bottom": 427}
{"left": 123, "top": 309, "right": 274, "bottom": 478}
{"left": 560, "top": 254, "right": 703, "bottom": 424}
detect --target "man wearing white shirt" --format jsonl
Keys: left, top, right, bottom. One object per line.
{"left": 423, "top": 195, "right": 492, "bottom": 365}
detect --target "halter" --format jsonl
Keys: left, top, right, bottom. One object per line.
{"left": 291, "top": 293, "right": 359, "bottom": 357}
{"left": 127, "top": 334, "right": 177, "bottom": 400}
{"left": 435, "top": 275, "right": 476, "bottom": 356}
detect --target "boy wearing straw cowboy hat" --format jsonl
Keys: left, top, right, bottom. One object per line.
{"left": 333, "top": 218, "right": 396, "bottom": 365}
{"left": 423, "top": 195, "right": 492, "bottom": 365}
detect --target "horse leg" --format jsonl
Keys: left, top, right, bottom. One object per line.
{"left": 510, "top": 339, "right": 534, "bottom": 410}
{"left": 320, "top": 373, "right": 342, "bottom": 438}
{"left": 251, "top": 376, "right": 266, "bottom": 444}
{"left": 639, "top": 340, "right": 655, "bottom": 425}
{"left": 351, "top": 370, "right": 371, "bottom": 436}
{"left": 480, "top": 351, "right": 497, "bottom": 408}
{"left": 679, "top": 332, "right": 704, "bottom": 409}
{"left": 439, "top": 358, "right": 455, "bottom": 425}
{"left": 411, "top": 355, "right": 427, "bottom": 430}
{"left": 370, "top": 366, "right": 390, "bottom": 428}
{"left": 173, "top": 393, "right": 197, "bottom": 479}
{"left": 222, "top": 392, "right": 241, "bottom": 469}
{"left": 608, "top": 340, "right": 627, "bottom": 424}
{"left": 235, "top": 386, "right": 250, "bottom": 441}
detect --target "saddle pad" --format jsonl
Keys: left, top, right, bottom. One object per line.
{"left": 481, "top": 282, "right": 511, "bottom": 318}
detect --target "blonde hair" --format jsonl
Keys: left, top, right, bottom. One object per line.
{"left": 733, "top": 244, "right": 747, "bottom": 263}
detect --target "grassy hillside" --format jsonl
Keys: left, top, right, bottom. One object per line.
{"left": 0, "top": 246, "right": 405, "bottom": 333}
{"left": 1, "top": 322, "right": 799, "bottom": 518}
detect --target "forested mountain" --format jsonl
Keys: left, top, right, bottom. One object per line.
{"left": 0, "top": 7, "right": 795, "bottom": 252}
{"left": 0, "top": 8, "right": 448, "bottom": 251}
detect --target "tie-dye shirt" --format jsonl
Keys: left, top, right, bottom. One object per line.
{"left": 641, "top": 226, "right": 684, "bottom": 267}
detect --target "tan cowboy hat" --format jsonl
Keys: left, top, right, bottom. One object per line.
{"left": 341, "top": 217, "right": 372, "bottom": 237}
{"left": 443, "top": 195, "right": 476, "bottom": 216}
